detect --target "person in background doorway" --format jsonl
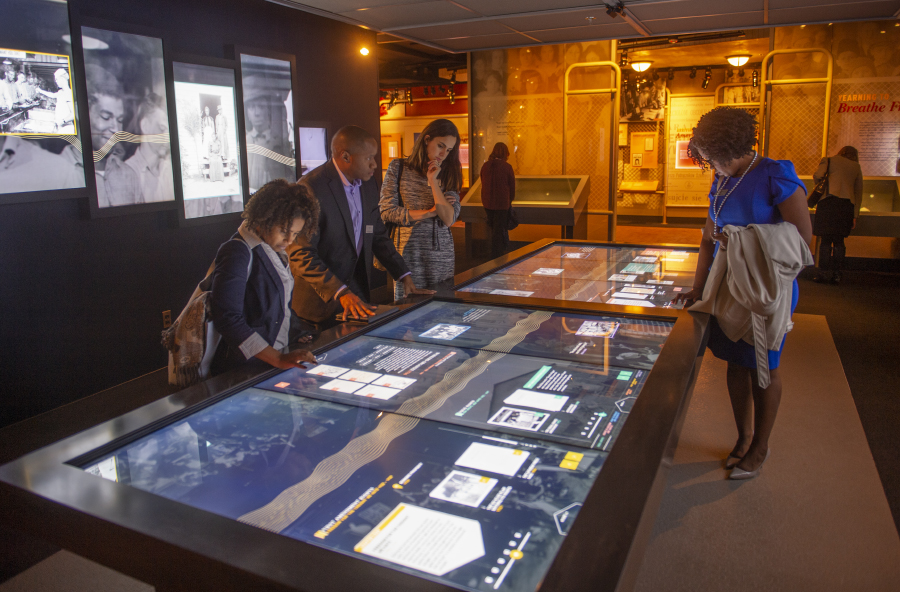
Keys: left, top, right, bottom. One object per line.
{"left": 479, "top": 142, "right": 516, "bottom": 259}
{"left": 380, "top": 118, "right": 462, "bottom": 298}
{"left": 210, "top": 179, "right": 319, "bottom": 375}
{"left": 812, "top": 146, "right": 863, "bottom": 284}
{"left": 675, "top": 107, "right": 812, "bottom": 481}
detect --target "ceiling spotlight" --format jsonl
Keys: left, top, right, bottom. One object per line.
{"left": 667, "top": 68, "right": 675, "bottom": 80}
{"left": 738, "top": 68, "right": 745, "bottom": 78}
{"left": 726, "top": 54, "right": 751, "bottom": 67}
{"left": 586, "top": 16, "right": 596, "bottom": 24}
{"left": 450, "top": 70, "right": 457, "bottom": 84}
{"left": 606, "top": 2, "right": 624, "bottom": 18}
{"left": 726, "top": 68, "right": 734, "bottom": 78}
{"left": 619, "top": 51, "right": 628, "bottom": 68}
{"left": 701, "top": 67, "right": 711, "bottom": 89}
{"left": 689, "top": 67, "right": 697, "bottom": 79}
{"left": 752, "top": 69, "right": 759, "bottom": 87}
{"left": 359, "top": 47, "right": 369, "bottom": 56}
{"left": 667, "top": 37, "right": 679, "bottom": 44}
{"left": 652, "top": 69, "right": 660, "bottom": 81}
{"left": 406, "top": 88, "right": 413, "bottom": 104}
{"left": 631, "top": 61, "right": 652, "bottom": 72}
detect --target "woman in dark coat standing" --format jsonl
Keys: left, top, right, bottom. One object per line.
{"left": 812, "top": 145, "right": 863, "bottom": 284}
{"left": 480, "top": 142, "right": 516, "bottom": 259}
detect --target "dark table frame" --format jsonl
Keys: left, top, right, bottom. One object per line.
{"left": 0, "top": 250, "right": 709, "bottom": 592}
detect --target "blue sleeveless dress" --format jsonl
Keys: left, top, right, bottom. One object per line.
{"left": 706, "top": 157, "right": 806, "bottom": 369}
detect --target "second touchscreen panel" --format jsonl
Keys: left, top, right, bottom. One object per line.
{"left": 258, "top": 301, "right": 672, "bottom": 452}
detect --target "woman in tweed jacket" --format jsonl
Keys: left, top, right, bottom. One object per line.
{"left": 379, "top": 119, "right": 462, "bottom": 298}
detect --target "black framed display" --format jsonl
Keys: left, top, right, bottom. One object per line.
{"left": 0, "top": 0, "right": 88, "bottom": 205}
{"left": 72, "top": 19, "right": 178, "bottom": 217}
{"left": 453, "top": 239, "right": 700, "bottom": 310}
{"left": 0, "top": 295, "right": 708, "bottom": 592}
{"left": 167, "top": 55, "right": 248, "bottom": 225}
{"left": 297, "top": 119, "right": 329, "bottom": 177}
{"left": 234, "top": 47, "right": 298, "bottom": 192}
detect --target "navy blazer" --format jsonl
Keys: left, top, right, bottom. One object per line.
{"left": 209, "top": 234, "right": 288, "bottom": 371}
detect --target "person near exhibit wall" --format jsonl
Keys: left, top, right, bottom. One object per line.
{"left": 124, "top": 92, "right": 174, "bottom": 203}
{"left": 675, "top": 107, "right": 813, "bottom": 481}
{"left": 479, "top": 142, "right": 516, "bottom": 259}
{"left": 812, "top": 146, "right": 863, "bottom": 285}
{"left": 34, "top": 68, "right": 75, "bottom": 133}
{"left": 380, "top": 118, "right": 462, "bottom": 299}
{"left": 209, "top": 179, "right": 319, "bottom": 375}
{"left": 289, "top": 126, "right": 434, "bottom": 325}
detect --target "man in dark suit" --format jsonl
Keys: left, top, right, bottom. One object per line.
{"left": 289, "top": 126, "right": 432, "bottom": 323}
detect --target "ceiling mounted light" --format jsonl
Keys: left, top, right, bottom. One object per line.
{"left": 689, "top": 67, "right": 697, "bottom": 79}
{"left": 738, "top": 68, "right": 745, "bottom": 77}
{"left": 359, "top": 47, "right": 369, "bottom": 56}
{"left": 752, "top": 69, "right": 759, "bottom": 87}
{"left": 701, "top": 67, "right": 712, "bottom": 89}
{"left": 652, "top": 69, "right": 660, "bottom": 81}
{"left": 406, "top": 88, "right": 413, "bottom": 104}
{"left": 586, "top": 16, "right": 596, "bottom": 24}
{"left": 631, "top": 61, "right": 652, "bottom": 72}
{"left": 726, "top": 55, "right": 751, "bottom": 67}
{"left": 668, "top": 37, "right": 679, "bottom": 44}
{"left": 606, "top": 2, "right": 624, "bottom": 18}
{"left": 619, "top": 51, "right": 628, "bottom": 68}
{"left": 667, "top": 69, "right": 675, "bottom": 80}
{"left": 726, "top": 68, "right": 734, "bottom": 78}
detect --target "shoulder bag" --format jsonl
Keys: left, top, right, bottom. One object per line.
{"left": 162, "top": 238, "right": 252, "bottom": 387}
{"left": 807, "top": 157, "right": 830, "bottom": 208}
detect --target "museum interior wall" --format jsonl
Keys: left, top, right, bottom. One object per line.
{"left": 0, "top": 0, "right": 380, "bottom": 427}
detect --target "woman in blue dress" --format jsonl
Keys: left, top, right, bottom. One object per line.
{"left": 676, "top": 107, "right": 812, "bottom": 480}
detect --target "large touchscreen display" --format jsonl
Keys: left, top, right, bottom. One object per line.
{"left": 459, "top": 244, "right": 698, "bottom": 309}
{"left": 80, "top": 301, "right": 673, "bottom": 592}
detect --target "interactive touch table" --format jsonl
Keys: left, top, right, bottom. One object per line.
{"left": 454, "top": 239, "right": 699, "bottom": 310}
{"left": 0, "top": 296, "right": 708, "bottom": 592}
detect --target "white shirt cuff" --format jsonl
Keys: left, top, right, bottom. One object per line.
{"left": 334, "top": 285, "right": 348, "bottom": 300}
{"left": 398, "top": 272, "right": 411, "bottom": 281}
{"left": 239, "top": 332, "right": 269, "bottom": 360}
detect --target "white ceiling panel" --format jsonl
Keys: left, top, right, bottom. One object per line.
{"left": 450, "top": 0, "right": 601, "bottom": 18}
{"left": 769, "top": 1, "right": 900, "bottom": 25}
{"left": 274, "top": 0, "right": 900, "bottom": 53}
{"left": 528, "top": 23, "right": 642, "bottom": 44}
{"left": 280, "top": 0, "right": 419, "bottom": 14}
{"left": 438, "top": 33, "right": 535, "bottom": 51}
{"left": 398, "top": 20, "right": 512, "bottom": 40}
{"left": 642, "top": 11, "right": 766, "bottom": 35}
{"left": 630, "top": 0, "right": 766, "bottom": 21}
{"left": 338, "top": 1, "right": 475, "bottom": 30}
{"left": 499, "top": 8, "right": 636, "bottom": 32}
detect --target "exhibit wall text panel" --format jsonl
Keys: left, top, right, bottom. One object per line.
{"left": 75, "top": 300, "right": 674, "bottom": 592}
{"left": 457, "top": 242, "right": 698, "bottom": 309}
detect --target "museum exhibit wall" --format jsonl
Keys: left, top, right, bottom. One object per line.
{"left": 470, "top": 21, "right": 900, "bottom": 234}
{"left": 0, "top": 0, "right": 380, "bottom": 427}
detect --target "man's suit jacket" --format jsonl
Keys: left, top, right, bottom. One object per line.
{"left": 289, "top": 160, "right": 409, "bottom": 323}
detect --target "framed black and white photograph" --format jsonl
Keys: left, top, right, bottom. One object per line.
{"left": 79, "top": 24, "right": 176, "bottom": 213}
{"left": 171, "top": 60, "right": 245, "bottom": 221}
{"left": 0, "top": 0, "right": 87, "bottom": 204}
{"left": 297, "top": 121, "right": 328, "bottom": 177}
{"left": 237, "top": 50, "right": 297, "bottom": 192}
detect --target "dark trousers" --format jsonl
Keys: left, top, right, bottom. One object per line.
{"left": 485, "top": 209, "right": 510, "bottom": 259}
{"left": 818, "top": 235, "right": 846, "bottom": 272}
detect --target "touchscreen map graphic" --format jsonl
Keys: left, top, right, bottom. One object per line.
{"left": 81, "top": 301, "right": 673, "bottom": 592}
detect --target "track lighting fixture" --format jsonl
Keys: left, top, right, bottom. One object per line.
{"left": 667, "top": 69, "right": 675, "bottom": 81}
{"left": 606, "top": 2, "right": 624, "bottom": 18}
{"left": 689, "top": 67, "right": 697, "bottom": 79}
{"left": 752, "top": 69, "right": 759, "bottom": 87}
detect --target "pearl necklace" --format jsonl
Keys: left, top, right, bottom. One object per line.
{"left": 713, "top": 151, "right": 757, "bottom": 233}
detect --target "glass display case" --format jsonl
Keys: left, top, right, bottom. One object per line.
{"left": 460, "top": 176, "right": 590, "bottom": 240}
{"left": 454, "top": 240, "right": 699, "bottom": 310}
{"left": 0, "top": 296, "right": 708, "bottom": 592}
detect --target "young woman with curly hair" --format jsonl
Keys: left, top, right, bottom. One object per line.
{"left": 675, "top": 107, "right": 812, "bottom": 480}
{"left": 210, "top": 179, "right": 320, "bottom": 375}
